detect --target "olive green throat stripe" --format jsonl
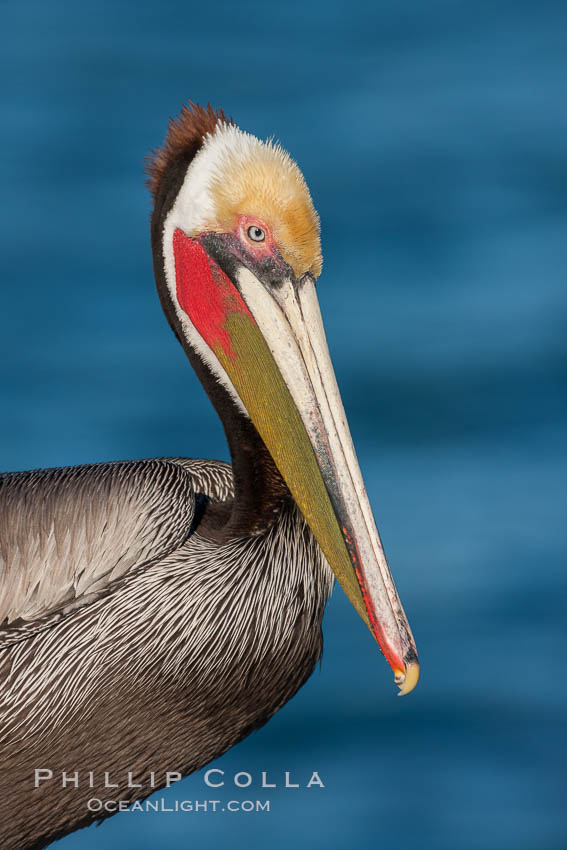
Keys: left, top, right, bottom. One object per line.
{"left": 215, "top": 311, "right": 370, "bottom": 632}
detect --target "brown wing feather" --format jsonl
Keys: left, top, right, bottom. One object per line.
{"left": 0, "top": 457, "right": 233, "bottom": 627}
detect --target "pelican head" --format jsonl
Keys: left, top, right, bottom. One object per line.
{"left": 148, "top": 103, "right": 419, "bottom": 694}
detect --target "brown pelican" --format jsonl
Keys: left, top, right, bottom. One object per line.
{"left": 0, "top": 103, "right": 419, "bottom": 849}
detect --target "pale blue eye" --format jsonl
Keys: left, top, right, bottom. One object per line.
{"left": 248, "top": 225, "right": 265, "bottom": 242}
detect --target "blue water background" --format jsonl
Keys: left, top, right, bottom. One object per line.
{"left": 1, "top": 2, "right": 566, "bottom": 848}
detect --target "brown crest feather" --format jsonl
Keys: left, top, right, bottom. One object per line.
{"left": 145, "top": 102, "right": 232, "bottom": 201}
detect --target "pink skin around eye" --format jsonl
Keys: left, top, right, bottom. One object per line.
{"left": 236, "top": 215, "right": 277, "bottom": 259}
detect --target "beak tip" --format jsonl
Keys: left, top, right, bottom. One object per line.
{"left": 395, "top": 659, "right": 420, "bottom": 696}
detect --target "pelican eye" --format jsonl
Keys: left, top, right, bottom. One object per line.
{"left": 247, "top": 225, "right": 265, "bottom": 242}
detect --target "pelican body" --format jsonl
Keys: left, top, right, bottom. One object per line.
{"left": 0, "top": 104, "right": 419, "bottom": 849}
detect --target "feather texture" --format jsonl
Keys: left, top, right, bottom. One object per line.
{"left": 0, "top": 456, "right": 333, "bottom": 849}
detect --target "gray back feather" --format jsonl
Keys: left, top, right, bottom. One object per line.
{"left": 0, "top": 457, "right": 233, "bottom": 626}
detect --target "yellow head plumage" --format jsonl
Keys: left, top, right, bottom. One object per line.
{"left": 147, "top": 103, "right": 322, "bottom": 280}
{"left": 206, "top": 128, "right": 322, "bottom": 279}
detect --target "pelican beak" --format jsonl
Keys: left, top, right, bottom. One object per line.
{"left": 174, "top": 229, "right": 419, "bottom": 694}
